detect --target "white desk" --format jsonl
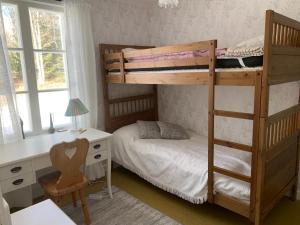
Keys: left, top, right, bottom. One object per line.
{"left": 10, "top": 200, "right": 76, "bottom": 225}
{"left": 0, "top": 129, "right": 113, "bottom": 199}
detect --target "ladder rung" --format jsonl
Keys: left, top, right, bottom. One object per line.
{"left": 214, "top": 110, "right": 254, "bottom": 120}
{"left": 214, "top": 139, "right": 252, "bottom": 152}
{"left": 214, "top": 166, "right": 251, "bottom": 183}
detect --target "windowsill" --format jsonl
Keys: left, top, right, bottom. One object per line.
{"left": 24, "top": 124, "right": 72, "bottom": 138}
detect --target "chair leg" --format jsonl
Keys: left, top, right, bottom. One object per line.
{"left": 78, "top": 189, "right": 91, "bottom": 225}
{"left": 289, "top": 183, "right": 298, "bottom": 201}
{"left": 43, "top": 191, "right": 50, "bottom": 200}
{"left": 54, "top": 196, "right": 63, "bottom": 207}
{"left": 72, "top": 191, "right": 77, "bottom": 207}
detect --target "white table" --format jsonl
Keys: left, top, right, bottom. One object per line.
{"left": 0, "top": 129, "right": 113, "bottom": 201}
{"left": 10, "top": 199, "right": 76, "bottom": 225}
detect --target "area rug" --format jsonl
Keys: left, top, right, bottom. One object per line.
{"left": 63, "top": 186, "right": 181, "bottom": 225}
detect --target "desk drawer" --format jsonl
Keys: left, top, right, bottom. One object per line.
{"left": 1, "top": 172, "right": 35, "bottom": 193}
{"left": 0, "top": 161, "right": 33, "bottom": 180}
{"left": 89, "top": 140, "right": 107, "bottom": 153}
{"left": 86, "top": 150, "right": 108, "bottom": 166}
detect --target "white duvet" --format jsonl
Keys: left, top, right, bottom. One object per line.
{"left": 112, "top": 124, "right": 251, "bottom": 204}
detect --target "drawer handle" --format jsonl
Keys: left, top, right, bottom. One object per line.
{"left": 11, "top": 166, "right": 22, "bottom": 173}
{"left": 93, "top": 144, "right": 101, "bottom": 150}
{"left": 12, "top": 179, "right": 24, "bottom": 186}
{"left": 94, "top": 154, "right": 102, "bottom": 159}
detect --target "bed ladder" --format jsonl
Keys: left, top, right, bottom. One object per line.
{"left": 207, "top": 46, "right": 261, "bottom": 213}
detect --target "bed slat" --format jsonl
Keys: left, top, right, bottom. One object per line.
{"left": 214, "top": 138, "right": 252, "bottom": 152}
{"left": 214, "top": 110, "right": 254, "bottom": 120}
{"left": 214, "top": 166, "right": 251, "bottom": 183}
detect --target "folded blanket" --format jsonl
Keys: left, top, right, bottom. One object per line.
{"left": 224, "top": 35, "right": 264, "bottom": 58}
{"left": 225, "top": 46, "right": 264, "bottom": 58}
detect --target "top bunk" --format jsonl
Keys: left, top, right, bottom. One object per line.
{"left": 100, "top": 10, "right": 300, "bottom": 86}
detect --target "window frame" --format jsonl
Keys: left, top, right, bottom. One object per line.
{"left": 2, "top": 0, "right": 70, "bottom": 137}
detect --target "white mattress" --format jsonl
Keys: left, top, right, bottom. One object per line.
{"left": 111, "top": 123, "right": 251, "bottom": 204}
{"left": 108, "top": 67, "right": 262, "bottom": 76}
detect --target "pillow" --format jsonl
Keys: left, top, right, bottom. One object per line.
{"left": 137, "top": 120, "right": 161, "bottom": 139}
{"left": 157, "top": 121, "right": 189, "bottom": 140}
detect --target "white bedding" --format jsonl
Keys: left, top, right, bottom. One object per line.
{"left": 112, "top": 123, "right": 251, "bottom": 204}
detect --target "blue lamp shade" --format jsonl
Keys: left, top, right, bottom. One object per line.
{"left": 65, "top": 98, "right": 89, "bottom": 117}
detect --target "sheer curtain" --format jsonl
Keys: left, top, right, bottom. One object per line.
{"left": 0, "top": 9, "right": 22, "bottom": 144}
{"left": 64, "top": 0, "right": 104, "bottom": 180}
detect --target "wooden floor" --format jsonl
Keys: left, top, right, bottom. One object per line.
{"left": 31, "top": 167, "right": 300, "bottom": 225}
{"left": 92, "top": 167, "right": 300, "bottom": 225}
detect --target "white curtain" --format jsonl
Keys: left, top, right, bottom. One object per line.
{"left": 64, "top": 0, "right": 104, "bottom": 180}
{"left": 0, "top": 9, "right": 22, "bottom": 144}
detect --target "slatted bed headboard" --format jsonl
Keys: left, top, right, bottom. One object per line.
{"left": 264, "top": 10, "right": 300, "bottom": 85}
{"left": 99, "top": 44, "right": 158, "bottom": 133}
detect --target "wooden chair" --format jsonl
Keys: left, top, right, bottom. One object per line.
{"left": 38, "top": 138, "right": 91, "bottom": 225}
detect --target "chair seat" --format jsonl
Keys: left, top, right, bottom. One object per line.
{"left": 39, "top": 171, "right": 88, "bottom": 197}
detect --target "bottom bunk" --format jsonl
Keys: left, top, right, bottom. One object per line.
{"left": 103, "top": 91, "right": 300, "bottom": 224}
{"left": 111, "top": 123, "right": 251, "bottom": 205}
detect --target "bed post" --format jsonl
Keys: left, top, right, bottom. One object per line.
{"left": 99, "top": 44, "right": 111, "bottom": 132}
{"left": 120, "top": 51, "right": 125, "bottom": 83}
{"left": 254, "top": 10, "right": 273, "bottom": 225}
{"left": 153, "top": 85, "right": 159, "bottom": 121}
{"left": 291, "top": 90, "right": 300, "bottom": 200}
{"left": 249, "top": 71, "right": 262, "bottom": 222}
{"left": 207, "top": 40, "right": 217, "bottom": 203}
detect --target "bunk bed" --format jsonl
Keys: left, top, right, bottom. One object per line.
{"left": 99, "top": 10, "right": 300, "bottom": 225}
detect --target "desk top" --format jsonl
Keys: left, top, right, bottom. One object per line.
{"left": 0, "top": 128, "right": 112, "bottom": 167}
{"left": 11, "top": 199, "right": 76, "bottom": 225}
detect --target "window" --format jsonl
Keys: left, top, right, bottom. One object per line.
{"left": 1, "top": 0, "right": 70, "bottom": 135}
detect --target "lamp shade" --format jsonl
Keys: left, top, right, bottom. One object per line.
{"left": 65, "top": 98, "right": 89, "bottom": 117}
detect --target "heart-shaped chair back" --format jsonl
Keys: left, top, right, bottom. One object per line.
{"left": 50, "top": 138, "right": 89, "bottom": 189}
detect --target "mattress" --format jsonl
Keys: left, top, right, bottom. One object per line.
{"left": 111, "top": 123, "right": 251, "bottom": 204}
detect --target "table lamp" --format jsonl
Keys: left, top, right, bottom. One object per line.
{"left": 64, "top": 98, "right": 89, "bottom": 131}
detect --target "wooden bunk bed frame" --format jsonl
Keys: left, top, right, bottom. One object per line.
{"left": 99, "top": 10, "right": 300, "bottom": 225}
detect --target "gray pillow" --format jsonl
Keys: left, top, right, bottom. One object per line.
{"left": 137, "top": 120, "right": 161, "bottom": 139}
{"left": 157, "top": 121, "right": 189, "bottom": 140}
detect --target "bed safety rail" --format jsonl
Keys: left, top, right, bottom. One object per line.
{"left": 104, "top": 40, "right": 216, "bottom": 84}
